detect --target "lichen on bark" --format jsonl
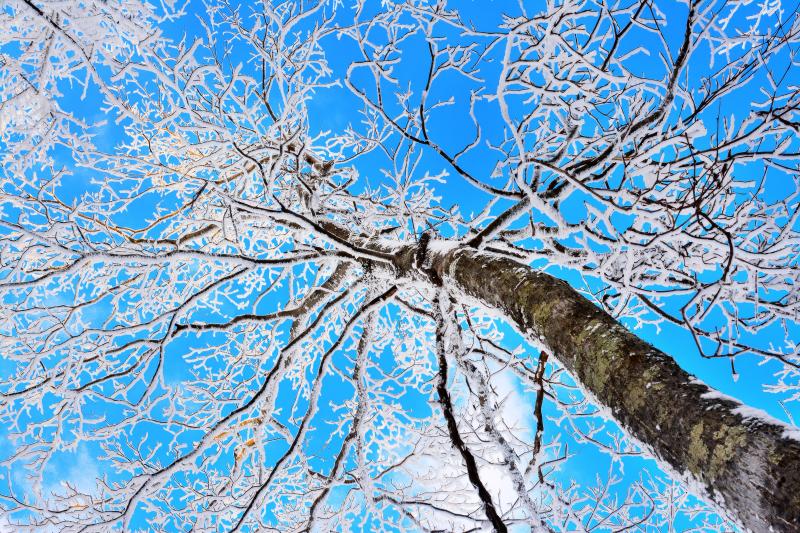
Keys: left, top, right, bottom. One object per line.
{"left": 687, "top": 421, "right": 709, "bottom": 475}
{"left": 417, "top": 244, "right": 800, "bottom": 533}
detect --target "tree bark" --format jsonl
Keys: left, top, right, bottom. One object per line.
{"left": 319, "top": 219, "right": 800, "bottom": 530}
{"left": 422, "top": 245, "right": 800, "bottom": 532}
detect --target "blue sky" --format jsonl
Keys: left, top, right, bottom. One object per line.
{"left": 1, "top": 0, "right": 799, "bottom": 530}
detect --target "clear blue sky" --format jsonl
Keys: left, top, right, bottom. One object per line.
{"left": 1, "top": 0, "right": 798, "bottom": 531}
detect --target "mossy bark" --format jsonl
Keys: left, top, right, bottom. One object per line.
{"left": 425, "top": 246, "right": 800, "bottom": 532}
{"left": 318, "top": 219, "right": 800, "bottom": 530}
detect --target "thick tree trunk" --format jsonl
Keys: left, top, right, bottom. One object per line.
{"left": 422, "top": 245, "right": 800, "bottom": 532}
{"left": 320, "top": 218, "right": 800, "bottom": 530}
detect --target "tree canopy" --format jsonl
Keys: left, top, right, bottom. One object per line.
{"left": 1, "top": 0, "right": 799, "bottom": 531}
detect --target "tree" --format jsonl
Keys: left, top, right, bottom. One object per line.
{"left": 1, "top": 0, "right": 799, "bottom": 531}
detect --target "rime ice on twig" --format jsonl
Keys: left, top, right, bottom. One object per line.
{"left": 0, "top": 0, "right": 798, "bottom": 531}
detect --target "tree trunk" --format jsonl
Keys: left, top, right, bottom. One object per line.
{"left": 423, "top": 245, "right": 800, "bottom": 532}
